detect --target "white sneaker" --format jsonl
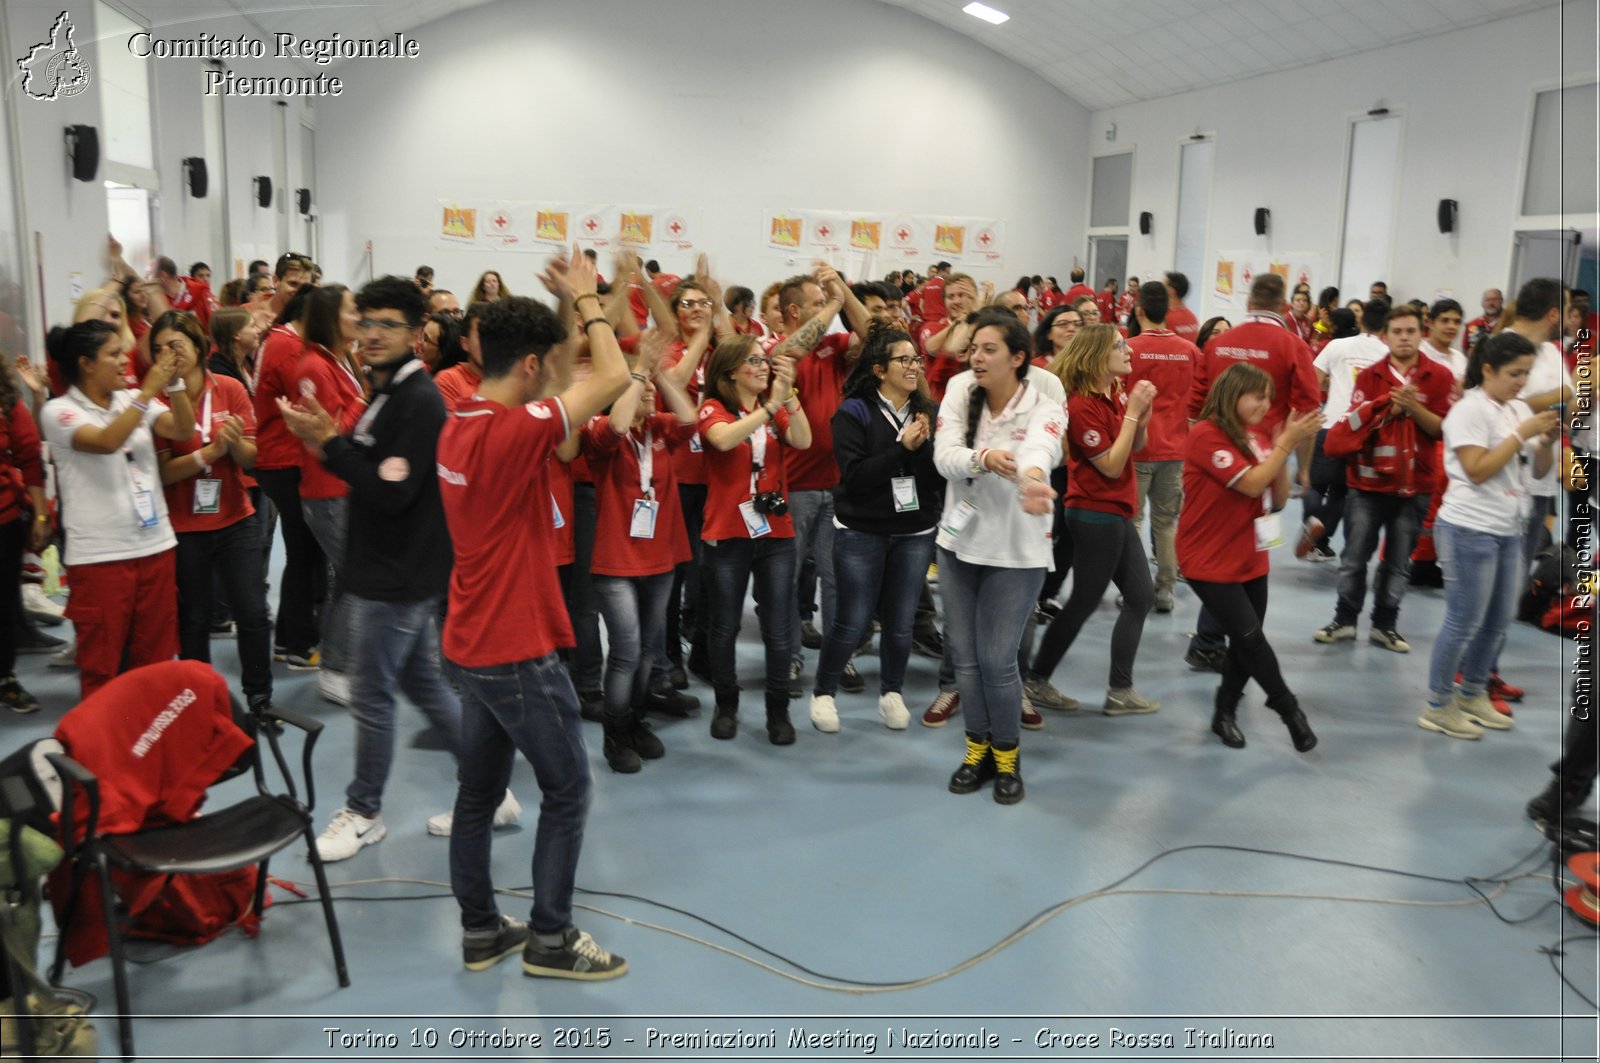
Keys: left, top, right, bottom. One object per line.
{"left": 426, "top": 790, "right": 523, "bottom": 837}
{"left": 1417, "top": 703, "right": 1484, "bottom": 740}
{"left": 878, "top": 692, "right": 910, "bottom": 730}
{"left": 315, "top": 807, "right": 386, "bottom": 862}
{"left": 1103, "top": 687, "right": 1161, "bottom": 715}
{"left": 22, "top": 584, "right": 65, "bottom": 625}
{"left": 319, "top": 670, "right": 351, "bottom": 706}
{"left": 47, "top": 641, "right": 76, "bottom": 669}
{"left": 1454, "top": 691, "right": 1513, "bottom": 731}
{"left": 809, "top": 694, "right": 840, "bottom": 733}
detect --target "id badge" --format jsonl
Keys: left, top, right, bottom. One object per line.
{"left": 940, "top": 499, "right": 978, "bottom": 537}
{"left": 738, "top": 499, "right": 772, "bottom": 538}
{"left": 630, "top": 498, "right": 659, "bottom": 539}
{"left": 132, "top": 485, "right": 159, "bottom": 528}
{"left": 551, "top": 493, "right": 566, "bottom": 530}
{"left": 1254, "top": 511, "right": 1284, "bottom": 551}
{"left": 891, "top": 475, "right": 919, "bottom": 513}
{"left": 689, "top": 432, "right": 703, "bottom": 453}
{"left": 193, "top": 478, "right": 222, "bottom": 515}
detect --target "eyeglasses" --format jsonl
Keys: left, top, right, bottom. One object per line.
{"left": 740, "top": 355, "right": 768, "bottom": 368}
{"left": 889, "top": 355, "right": 926, "bottom": 369}
{"left": 679, "top": 299, "right": 714, "bottom": 311}
{"left": 358, "top": 318, "right": 413, "bottom": 332}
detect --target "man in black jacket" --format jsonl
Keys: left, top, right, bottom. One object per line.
{"left": 279, "top": 275, "right": 518, "bottom": 862}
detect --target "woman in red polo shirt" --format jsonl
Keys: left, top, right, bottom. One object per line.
{"left": 153, "top": 312, "right": 274, "bottom": 713}
{"left": 1180, "top": 363, "right": 1322, "bottom": 752}
{"left": 583, "top": 334, "right": 700, "bottom": 772}
{"left": 1023, "top": 324, "right": 1159, "bottom": 715}
{"left": 698, "top": 334, "right": 811, "bottom": 745}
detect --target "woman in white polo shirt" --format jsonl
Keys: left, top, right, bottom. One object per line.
{"left": 41, "top": 319, "right": 195, "bottom": 696}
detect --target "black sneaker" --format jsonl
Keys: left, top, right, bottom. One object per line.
{"left": 800, "top": 620, "right": 822, "bottom": 649}
{"left": 668, "top": 664, "right": 689, "bottom": 690}
{"left": 464, "top": 915, "right": 529, "bottom": 971}
{"left": 1, "top": 675, "right": 40, "bottom": 715}
{"left": 1184, "top": 648, "right": 1226, "bottom": 673}
{"left": 16, "top": 628, "right": 67, "bottom": 654}
{"left": 839, "top": 661, "right": 865, "bottom": 693}
{"left": 578, "top": 690, "right": 604, "bottom": 722}
{"left": 788, "top": 660, "right": 804, "bottom": 698}
{"left": 911, "top": 628, "right": 944, "bottom": 659}
{"left": 522, "top": 927, "right": 627, "bottom": 981}
{"left": 643, "top": 688, "right": 698, "bottom": 717}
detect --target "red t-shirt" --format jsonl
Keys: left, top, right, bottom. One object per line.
{"left": 921, "top": 276, "right": 946, "bottom": 323}
{"left": 0, "top": 400, "right": 44, "bottom": 525}
{"left": 1127, "top": 329, "right": 1200, "bottom": 462}
{"left": 167, "top": 277, "right": 217, "bottom": 333}
{"left": 1178, "top": 420, "right": 1271, "bottom": 584}
{"left": 438, "top": 395, "right": 574, "bottom": 666}
{"left": 433, "top": 362, "right": 482, "bottom": 413}
{"left": 1345, "top": 356, "right": 1455, "bottom": 490}
{"left": 1188, "top": 314, "right": 1321, "bottom": 433}
{"left": 764, "top": 332, "right": 850, "bottom": 491}
{"left": 253, "top": 324, "right": 305, "bottom": 471}
{"left": 1166, "top": 304, "right": 1200, "bottom": 346}
{"left": 919, "top": 319, "right": 964, "bottom": 402}
{"left": 660, "top": 340, "right": 707, "bottom": 485}
{"left": 1063, "top": 283, "right": 1095, "bottom": 306}
{"left": 291, "top": 344, "right": 367, "bottom": 500}
{"left": 1064, "top": 387, "right": 1137, "bottom": 518}
{"left": 1095, "top": 291, "right": 1119, "bottom": 325}
{"left": 548, "top": 454, "right": 576, "bottom": 567}
{"left": 157, "top": 374, "right": 258, "bottom": 533}
{"left": 698, "top": 399, "right": 794, "bottom": 540}
{"left": 582, "top": 413, "right": 695, "bottom": 577}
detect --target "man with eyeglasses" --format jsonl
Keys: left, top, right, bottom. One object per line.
{"left": 428, "top": 289, "right": 462, "bottom": 318}
{"left": 278, "top": 276, "right": 519, "bottom": 862}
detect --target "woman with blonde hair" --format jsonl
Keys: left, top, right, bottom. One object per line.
{"left": 1023, "top": 324, "right": 1159, "bottom": 717}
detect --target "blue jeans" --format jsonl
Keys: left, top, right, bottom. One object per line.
{"left": 302, "top": 495, "right": 351, "bottom": 673}
{"left": 939, "top": 548, "right": 1044, "bottom": 747}
{"left": 815, "top": 528, "right": 935, "bottom": 697}
{"left": 788, "top": 490, "right": 836, "bottom": 667}
{"left": 344, "top": 594, "right": 461, "bottom": 816}
{"left": 447, "top": 653, "right": 590, "bottom": 936}
{"left": 1334, "top": 489, "right": 1428, "bottom": 629}
{"left": 703, "top": 537, "right": 797, "bottom": 709}
{"left": 1428, "top": 519, "right": 1524, "bottom": 705}
{"left": 594, "top": 572, "right": 673, "bottom": 721}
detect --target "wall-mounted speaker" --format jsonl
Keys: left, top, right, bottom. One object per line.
{"left": 1437, "top": 198, "right": 1457, "bottom": 234}
{"left": 1138, "top": 212, "right": 1152, "bottom": 235}
{"left": 183, "top": 157, "right": 207, "bottom": 198}
{"left": 296, "top": 187, "right": 311, "bottom": 215}
{"left": 65, "top": 125, "right": 99, "bottom": 182}
{"left": 253, "top": 176, "right": 272, "bottom": 208}
{"left": 1253, "top": 207, "right": 1271, "bottom": 236}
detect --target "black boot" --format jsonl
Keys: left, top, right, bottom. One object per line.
{"left": 709, "top": 701, "right": 738, "bottom": 740}
{"left": 949, "top": 732, "right": 996, "bottom": 794}
{"left": 629, "top": 705, "right": 666, "bottom": 760}
{"left": 1211, "top": 688, "right": 1245, "bottom": 749}
{"left": 1270, "top": 695, "right": 1317, "bottom": 753}
{"left": 644, "top": 686, "right": 699, "bottom": 718}
{"left": 766, "top": 700, "right": 796, "bottom": 746}
{"left": 991, "top": 742, "right": 1023, "bottom": 805}
{"left": 602, "top": 718, "right": 642, "bottom": 773}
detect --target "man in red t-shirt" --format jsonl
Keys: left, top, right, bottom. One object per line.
{"left": 434, "top": 302, "right": 487, "bottom": 411}
{"left": 1164, "top": 271, "right": 1200, "bottom": 346}
{"left": 1126, "top": 281, "right": 1200, "bottom": 613}
{"left": 154, "top": 256, "right": 217, "bottom": 332}
{"left": 1312, "top": 304, "right": 1453, "bottom": 653}
{"left": 436, "top": 247, "right": 630, "bottom": 981}
{"left": 1062, "top": 267, "right": 1094, "bottom": 307}
{"left": 918, "top": 272, "right": 980, "bottom": 401}
{"left": 1095, "top": 278, "right": 1120, "bottom": 327}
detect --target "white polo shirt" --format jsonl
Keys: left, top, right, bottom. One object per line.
{"left": 1313, "top": 333, "right": 1390, "bottom": 427}
{"left": 41, "top": 387, "right": 176, "bottom": 565}
{"left": 1525, "top": 341, "right": 1573, "bottom": 498}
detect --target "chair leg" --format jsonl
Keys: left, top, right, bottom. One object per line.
{"left": 1, "top": 928, "right": 37, "bottom": 1058}
{"left": 49, "top": 858, "right": 90, "bottom": 984}
{"left": 253, "top": 857, "right": 271, "bottom": 916}
{"left": 91, "top": 853, "right": 135, "bottom": 1061}
{"left": 302, "top": 825, "right": 350, "bottom": 987}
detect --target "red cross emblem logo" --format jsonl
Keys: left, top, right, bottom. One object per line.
{"left": 493, "top": 214, "right": 508, "bottom": 228}
{"left": 818, "top": 225, "right": 831, "bottom": 238}
{"left": 584, "top": 218, "right": 599, "bottom": 233}
{"left": 979, "top": 231, "right": 992, "bottom": 246}
{"left": 669, "top": 221, "right": 683, "bottom": 235}
{"left": 897, "top": 228, "right": 910, "bottom": 241}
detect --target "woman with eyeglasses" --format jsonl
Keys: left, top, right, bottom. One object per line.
{"left": 807, "top": 324, "right": 943, "bottom": 734}
{"left": 933, "top": 308, "right": 1063, "bottom": 804}
{"left": 40, "top": 319, "right": 195, "bottom": 696}
{"left": 1022, "top": 324, "right": 1160, "bottom": 718}
{"left": 152, "top": 311, "right": 274, "bottom": 713}
{"left": 289, "top": 284, "right": 368, "bottom": 706}
{"left": 697, "top": 334, "right": 811, "bottom": 744}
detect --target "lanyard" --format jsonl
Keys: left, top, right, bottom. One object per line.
{"left": 877, "top": 393, "right": 912, "bottom": 436}
{"left": 196, "top": 382, "right": 214, "bottom": 446}
{"left": 631, "top": 427, "right": 654, "bottom": 498}
{"left": 1244, "top": 312, "right": 1287, "bottom": 330}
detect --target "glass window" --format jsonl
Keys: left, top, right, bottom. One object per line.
{"left": 1523, "top": 83, "right": 1598, "bottom": 216}
{"left": 1090, "top": 152, "right": 1133, "bottom": 229}
{"left": 95, "top": 2, "right": 154, "bottom": 171}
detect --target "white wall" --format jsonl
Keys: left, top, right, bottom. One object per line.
{"left": 313, "top": 0, "right": 1091, "bottom": 296}
{"left": 1088, "top": 2, "right": 1596, "bottom": 320}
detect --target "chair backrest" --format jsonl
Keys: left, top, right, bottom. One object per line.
{"left": 0, "top": 740, "right": 64, "bottom": 839}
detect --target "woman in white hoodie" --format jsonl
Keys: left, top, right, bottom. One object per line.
{"left": 934, "top": 308, "right": 1064, "bottom": 805}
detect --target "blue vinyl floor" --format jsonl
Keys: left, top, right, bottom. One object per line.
{"left": 5, "top": 538, "right": 1597, "bottom": 1063}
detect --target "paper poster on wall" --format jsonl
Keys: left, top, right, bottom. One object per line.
{"left": 439, "top": 203, "right": 477, "bottom": 244}
{"left": 972, "top": 222, "right": 1005, "bottom": 264}
{"left": 619, "top": 211, "right": 654, "bottom": 246}
{"left": 658, "top": 209, "right": 700, "bottom": 252}
{"left": 849, "top": 218, "right": 882, "bottom": 252}
{"left": 808, "top": 213, "right": 849, "bottom": 256}
{"left": 534, "top": 208, "right": 571, "bottom": 246}
{"left": 887, "top": 216, "right": 923, "bottom": 260}
{"left": 1210, "top": 251, "right": 1325, "bottom": 316}
{"left": 933, "top": 223, "right": 966, "bottom": 258}
{"left": 767, "top": 213, "right": 804, "bottom": 252}
{"left": 483, "top": 202, "right": 526, "bottom": 249}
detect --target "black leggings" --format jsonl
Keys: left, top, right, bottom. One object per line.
{"left": 1029, "top": 513, "right": 1152, "bottom": 689}
{"left": 1187, "top": 576, "right": 1292, "bottom": 704}
{"left": 0, "top": 518, "right": 25, "bottom": 677}
{"left": 1037, "top": 467, "right": 1075, "bottom": 603}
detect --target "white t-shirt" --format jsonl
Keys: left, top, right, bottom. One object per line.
{"left": 1439, "top": 388, "right": 1540, "bottom": 535}
{"left": 1524, "top": 340, "right": 1573, "bottom": 497}
{"left": 41, "top": 388, "right": 176, "bottom": 566}
{"left": 1421, "top": 341, "right": 1468, "bottom": 385}
{"left": 1313, "top": 333, "right": 1390, "bottom": 427}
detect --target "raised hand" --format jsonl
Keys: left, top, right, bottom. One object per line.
{"left": 142, "top": 348, "right": 179, "bottom": 398}
{"left": 768, "top": 354, "right": 795, "bottom": 402}
{"left": 13, "top": 355, "right": 44, "bottom": 398}
{"left": 1126, "top": 379, "right": 1158, "bottom": 417}
{"left": 635, "top": 329, "right": 669, "bottom": 376}
{"left": 1278, "top": 408, "right": 1322, "bottom": 448}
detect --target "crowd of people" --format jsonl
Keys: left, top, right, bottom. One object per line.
{"left": 3, "top": 236, "right": 1593, "bottom": 981}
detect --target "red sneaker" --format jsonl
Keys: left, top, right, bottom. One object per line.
{"left": 1490, "top": 695, "right": 1514, "bottom": 718}
{"left": 1021, "top": 692, "right": 1044, "bottom": 731}
{"left": 1295, "top": 517, "right": 1326, "bottom": 560}
{"left": 922, "top": 690, "right": 960, "bottom": 727}
{"left": 1488, "top": 674, "right": 1524, "bottom": 702}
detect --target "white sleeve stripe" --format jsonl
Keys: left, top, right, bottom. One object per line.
{"left": 1225, "top": 468, "right": 1247, "bottom": 489}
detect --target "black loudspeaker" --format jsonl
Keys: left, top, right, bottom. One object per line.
{"left": 253, "top": 176, "right": 272, "bottom": 208}
{"left": 1254, "top": 207, "right": 1270, "bottom": 236}
{"left": 1139, "top": 211, "right": 1152, "bottom": 235}
{"left": 65, "top": 125, "right": 98, "bottom": 182}
{"left": 1437, "top": 198, "right": 1457, "bottom": 234}
{"left": 183, "top": 157, "right": 207, "bottom": 198}
{"left": 296, "top": 187, "right": 311, "bottom": 215}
